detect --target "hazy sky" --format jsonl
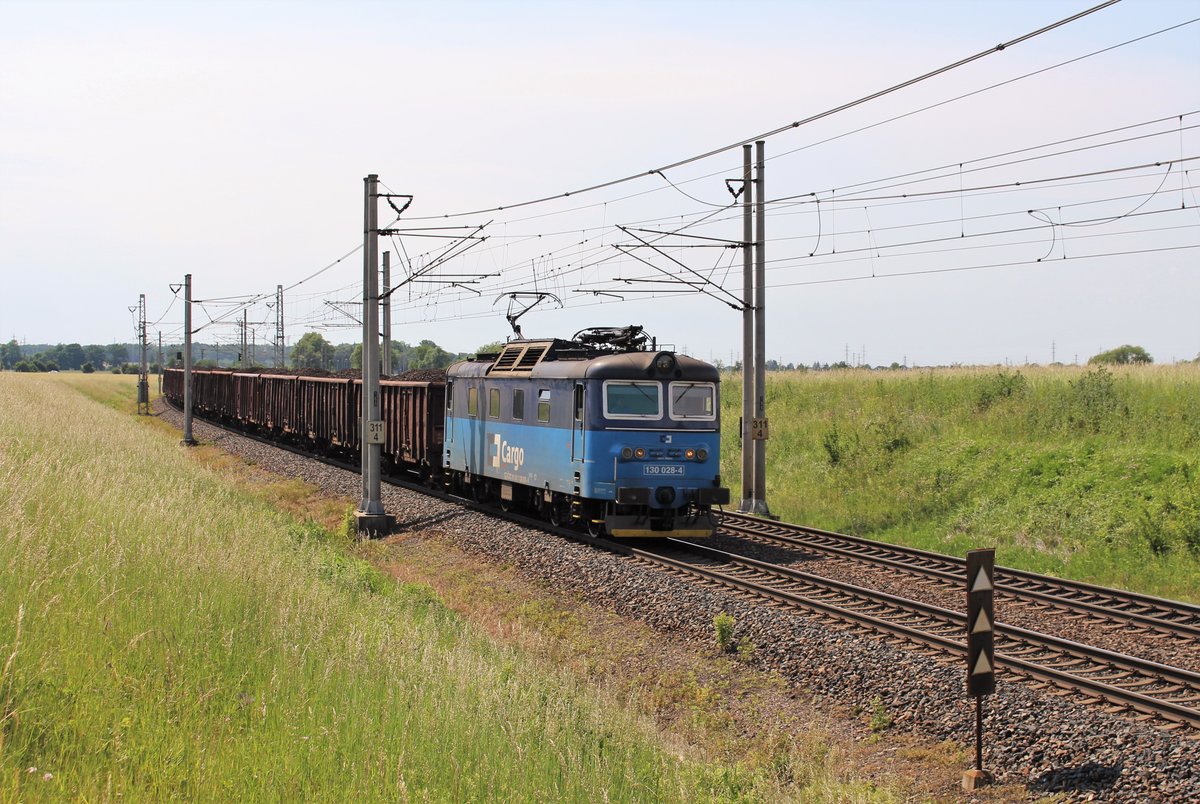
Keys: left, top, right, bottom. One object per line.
{"left": 2, "top": 0, "right": 1198, "bottom": 366}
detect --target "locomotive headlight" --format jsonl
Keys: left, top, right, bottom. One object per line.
{"left": 634, "top": 447, "right": 646, "bottom": 459}
{"left": 684, "top": 448, "right": 696, "bottom": 460}
{"left": 697, "top": 448, "right": 708, "bottom": 461}
{"left": 655, "top": 353, "right": 676, "bottom": 373}
{"left": 621, "top": 447, "right": 633, "bottom": 460}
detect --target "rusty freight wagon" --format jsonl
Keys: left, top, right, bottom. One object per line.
{"left": 163, "top": 369, "right": 447, "bottom": 480}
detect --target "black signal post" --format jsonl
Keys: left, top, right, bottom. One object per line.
{"left": 964, "top": 547, "right": 996, "bottom": 791}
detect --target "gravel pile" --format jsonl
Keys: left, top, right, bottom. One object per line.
{"left": 155, "top": 402, "right": 1199, "bottom": 802}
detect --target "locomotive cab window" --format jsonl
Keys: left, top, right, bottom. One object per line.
{"left": 467, "top": 386, "right": 478, "bottom": 417}
{"left": 488, "top": 388, "right": 500, "bottom": 419}
{"left": 573, "top": 385, "right": 584, "bottom": 422}
{"left": 512, "top": 389, "right": 524, "bottom": 421}
{"left": 668, "top": 382, "right": 716, "bottom": 421}
{"left": 603, "top": 381, "right": 662, "bottom": 419}
{"left": 537, "top": 389, "right": 551, "bottom": 422}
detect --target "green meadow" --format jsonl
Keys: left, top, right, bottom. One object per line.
{"left": 721, "top": 365, "right": 1200, "bottom": 602}
{"left": 0, "top": 373, "right": 899, "bottom": 802}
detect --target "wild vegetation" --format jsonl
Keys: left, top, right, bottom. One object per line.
{"left": 1, "top": 374, "right": 819, "bottom": 801}
{"left": 720, "top": 364, "right": 1200, "bottom": 602}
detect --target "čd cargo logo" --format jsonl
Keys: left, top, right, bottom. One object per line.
{"left": 491, "top": 433, "right": 525, "bottom": 472}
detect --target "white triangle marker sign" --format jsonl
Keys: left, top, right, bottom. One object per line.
{"left": 971, "top": 609, "right": 993, "bottom": 634}
{"left": 970, "top": 567, "right": 993, "bottom": 593}
{"left": 972, "top": 652, "right": 993, "bottom": 675}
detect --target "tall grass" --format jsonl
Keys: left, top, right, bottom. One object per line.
{"left": 1, "top": 373, "right": 800, "bottom": 800}
{"left": 721, "top": 365, "right": 1200, "bottom": 601}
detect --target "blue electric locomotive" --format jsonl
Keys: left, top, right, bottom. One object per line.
{"left": 443, "top": 327, "right": 730, "bottom": 536}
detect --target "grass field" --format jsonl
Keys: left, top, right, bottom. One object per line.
{"left": 0, "top": 373, "right": 900, "bottom": 802}
{"left": 720, "top": 364, "right": 1200, "bottom": 602}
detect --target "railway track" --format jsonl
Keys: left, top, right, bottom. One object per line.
{"left": 617, "top": 538, "right": 1200, "bottom": 731}
{"left": 719, "top": 510, "right": 1200, "bottom": 643}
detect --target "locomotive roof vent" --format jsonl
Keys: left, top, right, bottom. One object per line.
{"left": 488, "top": 341, "right": 555, "bottom": 374}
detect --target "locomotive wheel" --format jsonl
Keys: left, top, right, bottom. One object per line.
{"left": 587, "top": 515, "right": 606, "bottom": 538}
{"left": 547, "top": 497, "right": 565, "bottom": 528}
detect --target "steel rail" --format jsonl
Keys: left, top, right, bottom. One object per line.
{"left": 720, "top": 511, "right": 1200, "bottom": 638}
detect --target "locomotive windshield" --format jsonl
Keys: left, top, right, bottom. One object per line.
{"left": 669, "top": 382, "right": 716, "bottom": 420}
{"left": 604, "top": 381, "right": 662, "bottom": 419}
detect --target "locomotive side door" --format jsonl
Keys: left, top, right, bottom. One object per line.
{"left": 571, "top": 383, "right": 585, "bottom": 464}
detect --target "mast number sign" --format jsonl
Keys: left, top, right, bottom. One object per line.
{"left": 751, "top": 418, "right": 769, "bottom": 440}
{"left": 365, "top": 420, "right": 385, "bottom": 444}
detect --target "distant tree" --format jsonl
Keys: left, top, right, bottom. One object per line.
{"left": 58, "top": 343, "right": 86, "bottom": 370}
{"left": 291, "top": 332, "right": 334, "bottom": 370}
{"left": 15, "top": 360, "right": 37, "bottom": 372}
{"left": 331, "top": 342, "right": 354, "bottom": 371}
{"left": 1088, "top": 345, "right": 1152, "bottom": 366}
{"left": 410, "top": 339, "right": 453, "bottom": 370}
{"left": 2, "top": 339, "right": 21, "bottom": 369}
{"left": 475, "top": 341, "right": 506, "bottom": 355}
{"left": 108, "top": 343, "right": 129, "bottom": 366}
{"left": 81, "top": 361, "right": 95, "bottom": 374}
{"left": 84, "top": 344, "right": 107, "bottom": 367}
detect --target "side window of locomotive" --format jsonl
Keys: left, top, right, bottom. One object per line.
{"left": 537, "top": 389, "right": 551, "bottom": 423}
{"left": 573, "top": 385, "right": 584, "bottom": 422}
{"left": 467, "top": 386, "right": 478, "bottom": 417}
{"left": 512, "top": 389, "right": 524, "bottom": 421}
{"left": 488, "top": 388, "right": 500, "bottom": 419}
{"left": 668, "top": 382, "right": 716, "bottom": 420}
{"left": 603, "top": 381, "right": 662, "bottom": 419}
{"left": 446, "top": 382, "right": 453, "bottom": 412}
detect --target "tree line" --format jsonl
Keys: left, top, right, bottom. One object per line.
{"left": 0, "top": 340, "right": 140, "bottom": 373}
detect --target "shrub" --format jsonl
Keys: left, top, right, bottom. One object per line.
{"left": 976, "top": 370, "right": 1028, "bottom": 411}
{"left": 713, "top": 611, "right": 735, "bottom": 652}
{"left": 81, "top": 361, "right": 95, "bottom": 373}
{"left": 822, "top": 424, "right": 847, "bottom": 466}
{"left": 868, "top": 696, "right": 893, "bottom": 731}
{"left": 1069, "top": 368, "right": 1119, "bottom": 433}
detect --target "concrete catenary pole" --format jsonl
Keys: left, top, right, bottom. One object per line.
{"left": 382, "top": 250, "right": 392, "bottom": 376}
{"left": 157, "top": 331, "right": 163, "bottom": 394}
{"left": 275, "top": 284, "right": 285, "bottom": 368}
{"left": 356, "top": 174, "right": 390, "bottom": 536}
{"left": 739, "top": 143, "right": 754, "bottom": 512}
{"left": 752, "top": 140, "right": 772, "bottom": 517}
{"left": 182, "top": 274, "right": 197, "bottom": 446}
{"left": 137, "top": 293, "right": 149, "bottom": 414}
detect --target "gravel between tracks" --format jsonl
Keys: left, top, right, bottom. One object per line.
{"left": 157, "top": 403, "right": 1198, "bottom": 802}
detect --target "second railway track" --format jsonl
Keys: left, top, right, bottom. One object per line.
{"left": 616, "top": 537, "right": 1200, "bottom": 732}
{"left": 719, "top": 510, "right": 1200, "bottom": 644}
